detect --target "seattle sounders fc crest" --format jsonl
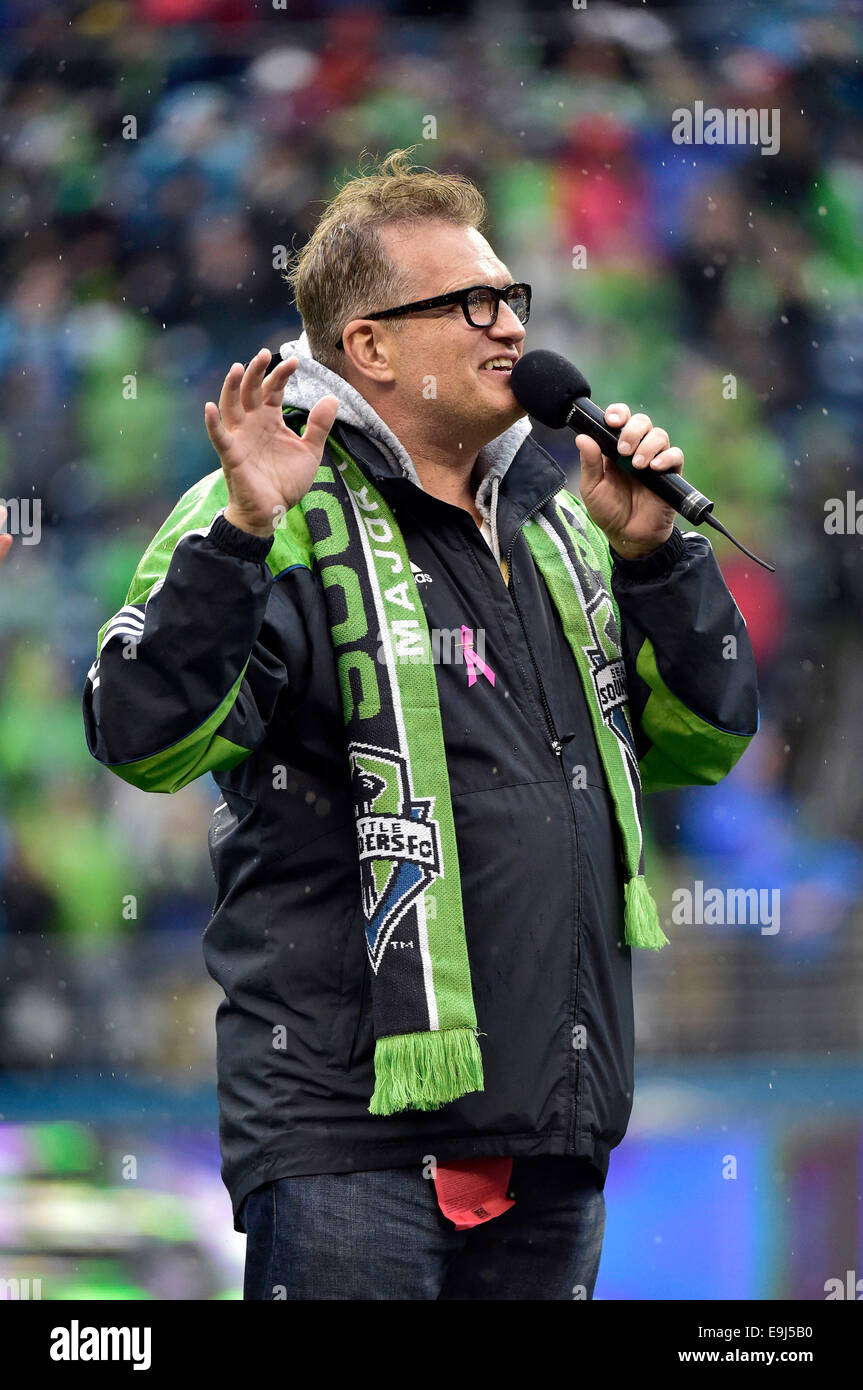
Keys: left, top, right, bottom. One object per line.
{"left": 349, "top": 742, "right": 442, "bottom": 973}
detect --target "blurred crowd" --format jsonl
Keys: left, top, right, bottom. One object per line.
{"left": 1, "top": 0, "right": 862, "bottom": 1071}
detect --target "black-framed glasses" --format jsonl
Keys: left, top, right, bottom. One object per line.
{"left": 336, "top": 282, "right": 531, "bottom": 349}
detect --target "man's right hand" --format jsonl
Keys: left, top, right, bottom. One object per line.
{"left": 204, "top": 349, "right": 339, "bottom": 538}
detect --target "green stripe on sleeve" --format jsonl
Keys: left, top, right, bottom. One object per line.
{"left": 636, "top": 637, "right": 753, "bottom": 793}
{"left": 104, "top": 664, "right": 253, "bottom": 793}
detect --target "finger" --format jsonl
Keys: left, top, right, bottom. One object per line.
{"left": 604, "top": 403, "right": 630, "bottom": 428}
{"left": 643, "top": 446, "right": 684, "bottom": 473}
{"left": 300, "top": 394, "right": 340, "bottom": 455}
{"left": 218, "top": 362, "right": 245, "bottom": 428}
{"left": 239, "top": 347, "right": 272, "bottom": 413}
{"left": 262, "top": 354, "right": 298, "bottom": 403}
{"left": 616, "top": 412, "right": 652, "bottom": 456}
{"left": 262, "top": 351, "right": 297, "bottom": 383}
{"left": 204, "top": 401, "right": 232, "bottom": 457}
{"left": 631, "top": 426, "right": 670, "bottom": 468}
{"left": 574, "top": 433, "right": 605, "bottom": 484}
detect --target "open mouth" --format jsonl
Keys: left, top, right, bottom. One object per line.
{"left": 479, "top": 357, "right": 515, "bottom": 374}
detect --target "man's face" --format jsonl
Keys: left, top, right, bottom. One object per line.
{"left": 372, "top": 221, "right": 528, "bottom": 448}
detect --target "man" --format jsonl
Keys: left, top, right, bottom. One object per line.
{"left": 83, "top": 150, "right": 758, "bottom": 1300}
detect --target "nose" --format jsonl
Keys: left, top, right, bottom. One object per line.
{"left": 490, "top": 299, "right": 527, "bottom": 343}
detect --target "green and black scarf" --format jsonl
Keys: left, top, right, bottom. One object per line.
{"left": 296, "top": 433, "right": 668, "bottom": 1117}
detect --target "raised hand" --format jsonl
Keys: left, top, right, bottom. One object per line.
{"left": 204, "top": 349, "right": 339, "bottom": 537}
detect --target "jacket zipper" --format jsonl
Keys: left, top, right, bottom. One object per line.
{"left": 503, "top": 486, "right": 566, "bottom": 758}
{"left": 504, "top": 485, "right": 583, "bottom": 1151}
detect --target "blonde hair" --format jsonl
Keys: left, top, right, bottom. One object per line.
{"left": 282, "top": 148, "right": 487, "bottom": 371}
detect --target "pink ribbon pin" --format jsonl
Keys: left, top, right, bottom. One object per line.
{"left": 461, "top": 625, "right": 495, "bottom": 687}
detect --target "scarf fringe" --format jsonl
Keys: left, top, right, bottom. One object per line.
{"left": 624, "top": 874, "right": 669, "bottom": 950}
{"left": 369, "top": 1026, "right": 485, "bottom": 1115}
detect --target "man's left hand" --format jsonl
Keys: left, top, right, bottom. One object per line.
{"left": 575, "top": 404, "right": 684, "bottom": 559}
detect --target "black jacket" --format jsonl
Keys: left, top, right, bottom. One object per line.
{"left": 83, "top": 414, "right": 758, "bottom": 1232}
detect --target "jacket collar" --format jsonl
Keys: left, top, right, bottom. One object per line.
{"left": 331, "top": 418, "right": 569, "bottom": 556}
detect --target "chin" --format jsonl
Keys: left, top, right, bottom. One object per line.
{"left": 469, "top": 406, "right": 522, "bottom": 454}
{"left": 485, "top": 390, "right": 525, "bottom": 431}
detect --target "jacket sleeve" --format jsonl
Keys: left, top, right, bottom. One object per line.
{"left": 601, "top": 524, "right": 759, "bottom": 793}
{"left": 82, "top": 470, "right": 310, "bottom": 794}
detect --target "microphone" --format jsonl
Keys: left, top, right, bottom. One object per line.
{"left": 510, "top": 349, "right": 775, "bottom": 572}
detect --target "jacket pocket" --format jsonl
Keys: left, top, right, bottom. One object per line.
{"left": 325, "top": 903, "right": 373, "bottom": 1072}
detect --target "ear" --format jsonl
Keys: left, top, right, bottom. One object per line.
{"left": 341, "top": 320, "right": 396, "bottom": 385}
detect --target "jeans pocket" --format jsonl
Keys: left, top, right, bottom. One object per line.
{"left": 242, "top": 1182, "right": 277, "bottom": 1301}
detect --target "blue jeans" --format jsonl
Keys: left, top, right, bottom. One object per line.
{"left": 242, "top": 1156, "right": 605, "bottom": 1300}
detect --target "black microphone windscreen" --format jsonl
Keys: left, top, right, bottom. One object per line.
{"left": 510, "top": 351, "right": 592, "bottom": 429}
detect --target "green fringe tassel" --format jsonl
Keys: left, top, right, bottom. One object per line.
{"left": 624, "top": 874, "right": 669, "bottom": 950}
{"left": 369, "top": 1025, "right": 485, "bottom": 1116}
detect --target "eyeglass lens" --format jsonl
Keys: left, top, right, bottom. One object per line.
{"left": 465, "top": 286, "right": 529, "bottom": 327}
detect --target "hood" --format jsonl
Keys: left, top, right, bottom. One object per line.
{"left": 277, "top": 332, "right": 532, "bottom": 523}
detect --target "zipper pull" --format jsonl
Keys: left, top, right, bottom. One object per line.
{"left": 550, "top": 738, "right": 563, "bottom": 756}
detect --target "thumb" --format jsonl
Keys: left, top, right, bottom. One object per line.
{"left": 301, "top": 394, "right": 340, "bottom": 454}
{"left": 575, "top": 434, "right": 605, "bottom": 490}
